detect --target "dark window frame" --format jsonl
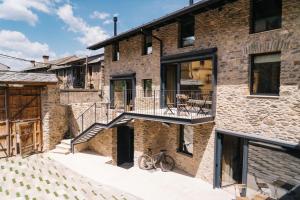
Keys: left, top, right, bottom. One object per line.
{"left": 249, "top": 52, "right": 281, "bottom": 96}
{"left": 142, "top": 33, "right": 153, "bottom": 55}
{"left": 250, "top": 0, "right": 282, "bottom": 34}
{"left": 112, "top": 42, "right": 120, "bottom": 61}
{"left": 178, "top": 16, "right": 195, "bottom": 48}
{"left": 143, "top": 79, "right": 152, "bottom": 97}
{"left": 178, "top": 125, "right": 193, "bottom": 156}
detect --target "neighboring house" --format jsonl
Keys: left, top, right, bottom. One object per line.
{"left": 0, "top": 63, "right": 10, "bottom": 71}
{"left": 70, "top": 0, "right": 300, "bottom": 199}
{"left": 49, "top": 54, "right": 104, "bottom": 90}
{"left": 23, "top": 55, "right": 78, "bottom": 73}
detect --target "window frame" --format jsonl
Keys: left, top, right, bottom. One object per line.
{"left": 112, "top": 42, "right": 120, "bottom": 61}
{"left": 178, "top": 125, "right": 193, "bottom": 156}
{"left": 249, "top": 52, "right": 281, "bottom": 96}
{"left": 178, "top": 16, "right": 195, "bottom": 48}
{"left": 250, "top": 0, "right": 282, "bottom": 34}
{"left": 142, "top": 33, "right": 153, "bottom": 55}
{"left": 143, "top": 79, "right": 152, "bottom": 97}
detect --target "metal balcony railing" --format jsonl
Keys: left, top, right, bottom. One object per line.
{"left": 74, "top": 89, "right": 213, "bottom": 136}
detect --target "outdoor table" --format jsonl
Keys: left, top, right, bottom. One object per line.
{"left": 187, "top": 99, "right": 212, "bottom": 115}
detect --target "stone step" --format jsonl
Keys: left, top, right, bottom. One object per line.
{"left": 50, "top": 148, "right": 70, "bottom": 155}
{"left": 61, "top": 139, "right": 72, "bottom": 145}
{"left": 56, "top": 143, "right": 71, "bottom": 151}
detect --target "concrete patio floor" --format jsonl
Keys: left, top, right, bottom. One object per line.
{"left": 48, "top": 151, "right": 234, "bottom": 200}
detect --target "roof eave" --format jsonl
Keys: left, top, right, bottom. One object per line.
{"left": 87, "top": 0, "right": 236, "bottom": 50}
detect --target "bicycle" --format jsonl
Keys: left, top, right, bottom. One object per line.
{"left": 138, "top": 148, "right": 175, "bottom": 172}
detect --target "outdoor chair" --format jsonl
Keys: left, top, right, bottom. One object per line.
{"left": 176, "top": 94, "right": 190, "bottom": 116}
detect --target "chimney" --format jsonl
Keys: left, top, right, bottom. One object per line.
{"left": 113, "top": 16, "right": 118, "bottom": 36}
{"left": 189, "top": 0, "right": 194, "bottom": 6}
{"left": 42, "top": 55, "right": 49, "bottom": 63}
{"left": 30, "top": 60, "right": 36, "bottom": 67}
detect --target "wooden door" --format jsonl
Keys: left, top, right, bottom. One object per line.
{"left": 18, "top": 122, "right": 35, "bottom": 157}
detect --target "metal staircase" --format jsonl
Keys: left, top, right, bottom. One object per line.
{"left": 70, "top": 103, "right": 132, "bottom": 153}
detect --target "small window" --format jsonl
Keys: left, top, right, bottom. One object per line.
{"left": 112, "top": 43, "right": 120, "bottom": 61}
{"left": 143, "top": 79, "right": 152, "bottom": 97}
{"left": 178, "top": 125, "right": 193, "bottom": 156}
{"left": 179, "top": 16, "right": 195, "bottom": 48}
{"left": 250, "top": 53, "right": 281, "bottom": 95}
{"left": 143, "top": 34, "right": 152, "bottom": 55}
{"left": 251, "top": 0, "right": 282, "bottom": 33}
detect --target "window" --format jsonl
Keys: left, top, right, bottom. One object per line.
{"left": 179, "top": 16, "right": 195, "bottom": 48}
{"left": 251, "top": 0, "right": 282, "bottom": 33}
{"left": 143, "top": 79, "right": 152, "bottom": 97}
{"left": 143, "top": 34, "right": 152, "bottom": 55}
{"left": 89, "top": 66, "right": 93, "bottom": 76}
{"left": 250, "top": 53, "right": 281, "bottom": 95}
{"left": 112, "top": 42, "right": 120, "bottom": 61}
{"left": 178, "top": 125, "right": 193, "bottom": 156}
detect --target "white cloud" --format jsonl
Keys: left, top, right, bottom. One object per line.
{"left": 0, "top": 0, "right": 58, "bottom": 26}
{"left": 57, "top": 4, "right": 109, "bottom": 46}
{"left": 0, "top": 30, "right": 56, "bottom": 70}
{"left": 90, "top": 11, "right": 110, "bottom": 20}
{"left": 103, "top": 19, "right": 112, "bottom": 25}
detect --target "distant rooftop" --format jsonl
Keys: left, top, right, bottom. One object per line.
{"left": 0, "top": 71, "right": 58, "bottom": 85}
{"left": 0, "top": 63, "right": 11, "bottom": 71}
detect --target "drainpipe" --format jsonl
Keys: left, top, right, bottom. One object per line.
{"left": 140, "top": 29, "right": 163, "bottom": 57}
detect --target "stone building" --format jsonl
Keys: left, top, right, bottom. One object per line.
{"left": 71, "top": 0, "right": 300, "bottom": 199}
{"left": 0, "top": 71, "right": 68, "bottom": 157}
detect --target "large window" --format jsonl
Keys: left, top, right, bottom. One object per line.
{"left": 143, "top": 79, "right": 152, "bottom": 97}
{"left": 178, "top": 125, "right": 194, "bottom": 156}
{"left": 179, "top": 16, "right": 195, "bottom": 48}
{"left": 250, "top": 53, "right": 281, "bottom": 95}
{"left": 143, "top": 34, "right": 152, "bottom": 55}
{"left": 251, "top": 0, "right": 282, "bottom": 33}
{"left": 112, "top": 42, "right": 120, "bottom": 61}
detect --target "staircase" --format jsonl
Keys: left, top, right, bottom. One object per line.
{"left": 50, "top": 139, "right": 72, "bottom": 154}
{"left": 70, "top": 103, "right": 132, "bottom": 153}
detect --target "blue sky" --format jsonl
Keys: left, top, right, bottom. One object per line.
{"left": 0, "top": 0, "right": 200, "bottom": 70}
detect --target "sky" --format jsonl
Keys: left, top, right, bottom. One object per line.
{"left": 0, "top": 0, "right": 201, "bottom": 71}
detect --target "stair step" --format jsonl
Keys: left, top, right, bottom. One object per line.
{"left": 61, "top": 139, "right": 72, "bottom": 145}
{"left": 50, "top": 148, "right": 70, "bottom": 155}
{"left": 56, "top": 143, "right": 71, "bottom": 151}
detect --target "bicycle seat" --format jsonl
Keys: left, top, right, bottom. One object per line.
{"left": 160, "top": 149, "right": 167, "bottom": 152}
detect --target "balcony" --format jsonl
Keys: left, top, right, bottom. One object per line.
{"left": 76, "top": 89, "right": 214, "bottom": 133}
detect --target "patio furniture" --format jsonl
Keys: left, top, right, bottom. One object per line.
{"left": 187, "top": 94, "right": 212, "bottom": 115}
{"left": 235, "top": 184, "right": 250, "bottom": 200}
{"left": 164, "top": 103, "right": 175, "bottom": 115}
{"left": 176, "top": 94, "right": 189, "bottom": 116}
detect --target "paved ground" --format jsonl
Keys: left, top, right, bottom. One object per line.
{"left": 0, "top": 154, "right": 140, "bottom": 200}
{"left": 49, "top": 151, "right": 234, "bottom": 200}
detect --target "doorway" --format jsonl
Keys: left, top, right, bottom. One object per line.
{"left": 117, "top": 126, "right": 134, "bottom": 166}
{"left": 110, "top": 77, "right": 135, "bottom": 111}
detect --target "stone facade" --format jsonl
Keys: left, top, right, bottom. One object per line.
{"left": 86, "top": 0, "right": 300, "bottom": 185}
{"left": 41, "top": 85, "right": 68, "bottom": 150}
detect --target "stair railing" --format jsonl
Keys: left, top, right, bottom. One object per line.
{"left": 76, "top": 103, "right": 97, "bottom": 135}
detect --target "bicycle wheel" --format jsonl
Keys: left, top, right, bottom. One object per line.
{"left": 138, "top": 155, "right": 153, "bottom": 170}
{"left": 160, "top": 155, "right": 175, "bottom": 172}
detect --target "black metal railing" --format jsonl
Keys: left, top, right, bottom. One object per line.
{"left": 75, "top": 89, "right": 213, "bottom": 135}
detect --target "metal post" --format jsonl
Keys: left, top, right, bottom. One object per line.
{"left": 94, "top": 103, "right": 96, "bottom": 123}
{"left": 153, "top": 90, "right": 156, "bottom": 115}
{"left": 106, "top": 103, "right": 109, "bottom": 123}
{"left": 81, "top": 115, "right": 84, "bottom": 133}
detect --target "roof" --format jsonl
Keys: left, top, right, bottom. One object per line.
{"left": 0, "top": 71, "right": 58, "bottom": 84}
{"left": 48, "top": 54, "right": 104, "bottom": 71}
{"left": 88, "top": 0, "right": 236, "bottom": 50}
{"left": 23, "top": 55, "right": 78, "bottom": 72}
{"left": 0, "top": 63, "right": 11, "bottom": 71}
